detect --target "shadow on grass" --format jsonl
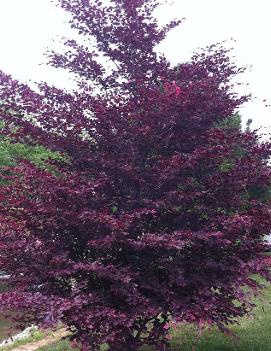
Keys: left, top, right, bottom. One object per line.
{"left": 38, "top": 282, "right": 271, "bottom": 351}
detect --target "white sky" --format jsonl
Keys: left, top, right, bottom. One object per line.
{"left": 0, "top": 0, "right": 270, "bottom": 134}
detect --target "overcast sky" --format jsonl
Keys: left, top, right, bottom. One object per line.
{"left": 0, "top": 0, "right": 270, "bottom": 134}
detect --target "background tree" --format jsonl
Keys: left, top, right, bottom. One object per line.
{"left": 0, "top": 1, "right": 271, "bottom": 350}
{"left": 0, "top": 141, "right": 63, "bottom": 184}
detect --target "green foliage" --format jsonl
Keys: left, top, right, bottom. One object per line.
{"left": 111, "top": 206, "right": 118, "bottom": 214}
{"left": 233, "top": 146, "right": 247, "bottom": 158}
{"left": 0, "top": 132, "right": 66, "bottom": 185}
{"left": 0, "top": 140, "right": 60, "bottom": 169}
{"left": 248, "top": 184, "right": 271, "bottom": 203}
{"left": 0, "top": 118, "right": 64, "bottom": 172}
{"left": 215, "top": 113, "right": 242, "bottom": 130}
{"left": 218, "top": 159, "right": 234, "bottom": 173}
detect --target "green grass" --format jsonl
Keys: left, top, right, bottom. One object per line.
{"left": 0, "top": 136, "right": 67, "bottom": 185}
{"left": 38, "top": 339, "right": 74, "bottom": 351}
{"left": 0, "top": 139, "right": 62, "bottom": 169}
{"left": 142, "top": 280, "right": 271, "bottom": 351}
{"left": 0, "top": 330, "right": 48, "bottom": 350}
{"left": 34, "top": 281, "right": 271, "bottom": 350}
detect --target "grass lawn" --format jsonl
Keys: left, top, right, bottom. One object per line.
{"left": 34, "top": 281, "right": 271, "bottom": 350}
{"left": 0, "top": 330, "right": 48, "bottom": 351}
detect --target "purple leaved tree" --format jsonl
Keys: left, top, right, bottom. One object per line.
{"left": 1, "top": 0, "right": 271, "bottom": 350}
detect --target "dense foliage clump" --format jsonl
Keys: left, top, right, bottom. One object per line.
{"left": 0, "top": 1, "right": 271, "bottom": 350}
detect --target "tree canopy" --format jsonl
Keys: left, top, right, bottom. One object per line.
{"left": 0, "top": 1, "right": 271, "bottom": 350}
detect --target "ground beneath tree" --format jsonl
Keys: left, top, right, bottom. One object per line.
{"left": 12, "top": 329, "right": 69, "bottom": 351}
